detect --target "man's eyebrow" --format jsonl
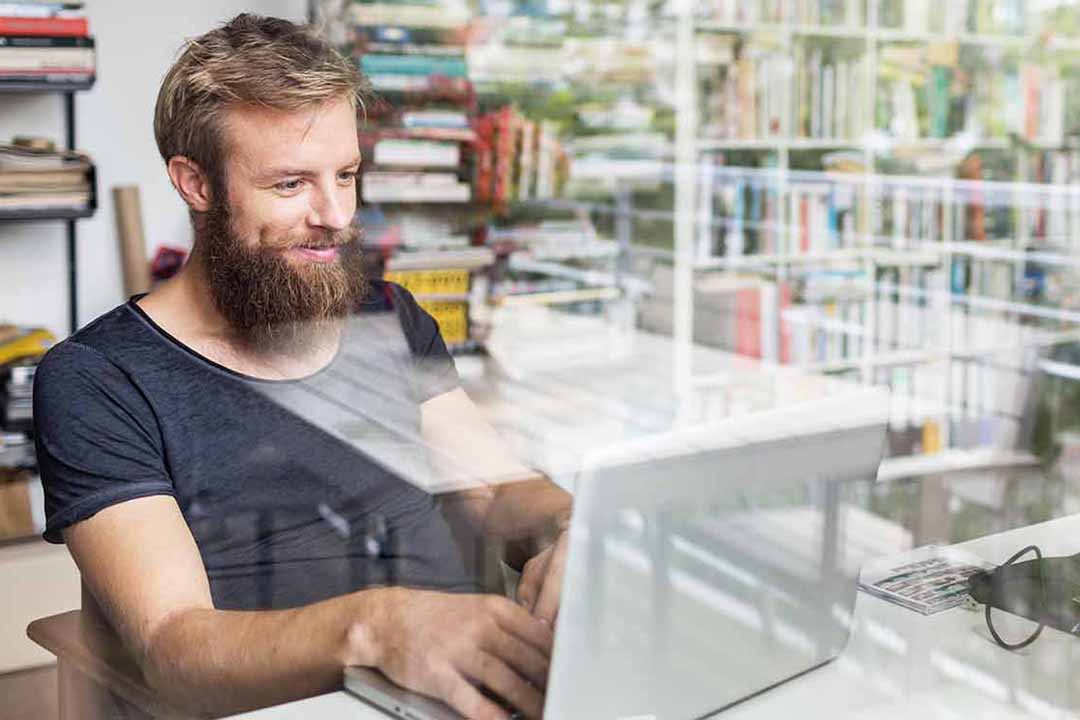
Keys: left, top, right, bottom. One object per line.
{"left": 256, "top": 155, "right": 362, "bottom": 181}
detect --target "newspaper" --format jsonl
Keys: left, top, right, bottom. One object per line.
{"left": 858, "top": 545, "right": 995, "bottom": 615}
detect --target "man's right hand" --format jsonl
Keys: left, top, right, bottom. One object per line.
{"left": 357, "top": 588, "right": 554, "bottom": 720}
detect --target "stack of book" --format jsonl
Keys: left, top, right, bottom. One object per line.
{"left": 474, "top": 106, "right": 567, "bottom": 211}
{"left": 793, "top": 43, "right": 868, "bottom": 141}
{"left": 345, "top": 0, "right": 474, "bottom": 205}
{"left": 1, "top": 362, "right": 33, "bottom": 432}
{"left": 343, "top": 0, "right": 483, "bottom": 351}
{"left": 0, "top": 325, "right": 55, "bottom": 434}
{"left": 702, "top": 0, "right": 785, "bottom": 24}
{"left": 698, "top": 35, "right": 789, "bottom": 141}
{"left": 0, "top": 142, "right": 92, "bottom": 213}
{"left": 0, "top": 1, "right": 93, "bottom": 88}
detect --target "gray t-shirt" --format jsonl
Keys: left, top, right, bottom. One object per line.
{"left": 33, "top": 281, "right": 481, "bottom": 609}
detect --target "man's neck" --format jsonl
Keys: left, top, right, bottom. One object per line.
{"left": 135, "top": 256, "right": 343, "bottom": 381}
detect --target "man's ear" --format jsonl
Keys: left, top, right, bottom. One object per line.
{"left": 166, "top": 156, "right": 213, "bottom": 213}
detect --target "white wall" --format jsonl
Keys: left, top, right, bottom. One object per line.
{"left": 0, "top": 0, "right": 307, "bottom": 338}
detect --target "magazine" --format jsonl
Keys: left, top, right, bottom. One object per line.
{"left": 858, "top": 545, "right": 995, "bottom": 615}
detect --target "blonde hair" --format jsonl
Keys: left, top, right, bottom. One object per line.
{"left": 154, "top": 13, "right": 368, "bottom": 190}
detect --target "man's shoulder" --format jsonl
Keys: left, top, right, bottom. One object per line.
{"left": 37, "top": 300, "right": 158, "bottom": 379}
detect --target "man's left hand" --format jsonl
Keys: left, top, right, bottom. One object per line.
{"left": 515, "top": 529, "right": 569, "bottom": 626}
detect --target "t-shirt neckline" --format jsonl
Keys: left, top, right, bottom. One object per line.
{"left": 124, "top": 293, "right": 344, "bottom": 385}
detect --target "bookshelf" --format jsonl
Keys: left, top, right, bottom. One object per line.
{"left": 314, "top": 0, "right": 655, "bottom": 347}
{"left": 669, "top": 0, "right": 1080, "bottom": 456}
{"left": 0, "top": 88, "right": 97, "bottom": 335}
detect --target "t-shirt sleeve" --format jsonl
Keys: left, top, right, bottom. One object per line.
{"left": 387, "top": 282, "right": 461, "bottom": 403}
{"left": 33, "top": 340, "right": 175, "bottom": 544}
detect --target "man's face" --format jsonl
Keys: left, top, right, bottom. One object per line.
{"left": 200, "top": 97, "right": 365, "bottom": 351}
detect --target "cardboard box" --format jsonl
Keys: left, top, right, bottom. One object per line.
{"left": 0, "top": 469, "right": 35, "bottom": 540}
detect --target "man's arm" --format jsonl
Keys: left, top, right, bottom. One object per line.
{"left": 420, "top": 388, "right": 571, "bottom": 541}
{"left": 420, "top": 388, "right": 572, "bottom": 623}
{"left": 66, "top": 495, "right": 552, "bottom": 719}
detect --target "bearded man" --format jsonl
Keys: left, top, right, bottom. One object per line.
{"left": 33, "top": 14, "right": 570, "bottom": 720}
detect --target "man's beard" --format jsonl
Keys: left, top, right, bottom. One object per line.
{"left": 199, "top": 197, "right": 367, "bottom": 356}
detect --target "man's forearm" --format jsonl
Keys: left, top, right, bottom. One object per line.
{"left": 482, "top": 476, "right": 571, "bottom": 543}
{"left": 141, "top": 587, "right": 388, "bottom": 717}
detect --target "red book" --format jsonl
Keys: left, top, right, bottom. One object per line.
{"left": 734, "top": 286, "right": 762, "bottom": 359}
{"left": 777, "top": 281, "right": 792, "bottom": 364}
{"left": 0, "top": 16, "right": 88, "bottom": 37}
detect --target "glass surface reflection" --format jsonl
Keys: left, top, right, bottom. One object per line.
{"left": 546, "top": 393, "right": 888, "bottom": 719}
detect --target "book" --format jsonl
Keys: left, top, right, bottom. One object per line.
{"left": 0, "top": 3, "right": 84, "bottom": 17}
{"left": 346, "top": 3, "right": 470, "bottom": 30}
{"left": 0, "top": 189, "right": 90, "bottom": 209}
{"left": 859, "top": 545, "right": 994, "bottom": 615}
{"left": 378, "top": 127, "right": 476, "bottom": 143}
{"left": 0, "top": 144, "right": 89, "bottom": 171}
{"left": 373, "top": 139, "right": 460, "bottom": 168}
{"left": 351, "top": 25, "right": 466, "bottom": 49}
{"left": 0, "top": 34, "right": 93, "bottom": 47}
{"left": 360, "top": 54, "right": 467, "bottom": 78}
{"left": 0, "top": 71, "right": 92, "bottom": 85}
{"left": 366, "top": 73, "right": 470, "bottom": 94}
{"left": 0, "top": 45, "right": 94, "bottom": 71}
{"left": 0, "top": 169, "right": 89, "bottom": 191}
{"left": 400, "top": 109, "right": 468, "bottom": 129}
{"left": 0, "top": 14, "right": 87, "bottom": 36}
{"left": 362, "top": 171, "right": 470, "bottom": 203}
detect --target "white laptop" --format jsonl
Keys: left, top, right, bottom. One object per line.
{"left": 346, "top": 387, "right": 890, "bottom": 719}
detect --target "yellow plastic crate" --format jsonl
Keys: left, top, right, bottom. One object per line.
{"left": 418, "top": 300, "right": 468, "bottom": 346}
{"left": 384, "top": 268, "right": 470, "bottom": 297}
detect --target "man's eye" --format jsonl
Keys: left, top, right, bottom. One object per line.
{"left": 339, "top": 170, "right": 359, "bottom": 183}
{"left": 276, "top": 179, "right": 303, "bottom": 191}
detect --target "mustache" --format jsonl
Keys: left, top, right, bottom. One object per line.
{"left": 266, "top": 225, "right": 361, "bottom": 251}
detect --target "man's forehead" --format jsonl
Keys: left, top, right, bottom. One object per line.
{"left": 221, "top": 99, "right": 358, "bottom": 173}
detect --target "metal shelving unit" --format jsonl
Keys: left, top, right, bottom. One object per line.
{"left": 0, "top": 86, "right": 97, "bottom": 335}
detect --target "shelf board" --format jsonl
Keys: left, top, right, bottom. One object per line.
{"left": 693, "top": 21, "right": 1047, "bottom": 48}
{"left": 493, "top": 287, "right": 621, "bottom": 306}
{"left": 694, "top": 247, "right": 942, "bottom": 271}
{"left": 0, "top": 79, "right": 95, "bottom": 93}
{"left": 0, "top": 206, "right": 95, "bottom": 222}
{"left": 386, "top": 247, "right": 495, "bottom": 271}
{"left": 696, "top": 136, "right": 1032, "bottom": 153}
{"left": 697, "top": 138, "right": 862, "bottom": 151}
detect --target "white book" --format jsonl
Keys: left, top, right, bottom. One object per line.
{"left": 0, "top": 47, "right": 95, "bottom": 71}
{"left": 518, "top": 122, "right": 536, "bottom": 201}
{"left": 822, "top": 63, "right": 835, "bottom": 139}
{"left": 904, "top": 0, "right": 930, "bottom": 33}
{"left": 759, "top": 281, "right": 778, "bottom": 363}
{"left": 373, "top": 140, "right": 460, "bottom": 168}
{"left": 892, "top": 189, "right": 908, "bottom": 249}
{"left": 364, "top": 171, "right": 459, "bottom": 185}
{"left": 364, "top": 184, "right": 469, "bottom": 203}
{"left": 893, "top": 80, "right": 919, "bottom": 140}
{"left": 400, "top": 110, "right": 469, "bottom": 129}
{"left": 535, "top": 121, "right": 557, "bottom": 199}
{"left": 943, "top": 1, "right": 966, "bottom": 33}
{"left": 835, "top": 60, "right": 848, "bottom": 139}
{"left": 845, "top": 0, "right": 862, "bottom": 26}
{"left": 1045, "top": 74, "right": 1065, "bottom": 144}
